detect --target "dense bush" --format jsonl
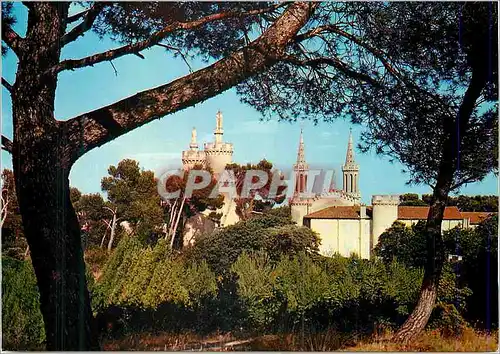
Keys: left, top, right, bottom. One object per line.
{"left": 2, "top": 257, "right": 45, "bottom": 350}
{"left": 231, "top": 251, "right": 424, "bottom": 334}
{"left": 375, "top": 218, "right": 497, "bottom": 329}
{"left": 187, "top": 214, "right": 319, "bottom": 274}
{"left": 444, "top": 215, "right": 498, "bottom": 329}
{"left": 94, "top": 237, "right": 217, "bottom": 311}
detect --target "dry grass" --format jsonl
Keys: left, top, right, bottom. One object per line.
{"left": 102, "top": 331, "right": 237, "bottom": 351}
{"left": 248, "top": 329, "right": 356, "bottom": 351}
{"left": 345, "top": 327, "right": 499, "bottom": 352}
{"left": 101, "top": 327, "right": 498, "bottom": 351}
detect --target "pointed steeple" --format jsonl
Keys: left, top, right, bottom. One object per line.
{"left": 190, "top": 127, "right": 198, "bottom": 150}
{"left": 296, "top": 128, "right": 306, "bottom": 166}
{"left": 342, "top": 128, "right": 360, "bottom": 197}
{"left": 344, "top": 128, "right": 356, "bottom": 167}
{"left": 293, "top": 128, "right": 309, "bottom": 196}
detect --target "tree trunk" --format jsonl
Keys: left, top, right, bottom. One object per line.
{"left": 393, "top": 66, "right": 489, "bottom": 343}
{"left": 392, "top": 180, "right": 448, "bottom": 342}
{"left": 11, "top": 4, "right": 98, "bottom": 349}
{"left": 107, "top": 211, "right": 117, "bottom": 252}
{"left": 14, "top": 156, "right": 98, "bottom": 350}
{"left": 170, "top": 196, "right": 186, "bottom": 249}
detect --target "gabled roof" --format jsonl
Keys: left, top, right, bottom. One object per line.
{"left": 461, "top": 212, "right": 496, "bottom": 225}
{"left": 397, "top": 206, "right": 463, "bottom": 220}
{"left": 304, "top": 206, "right": 372, "bottom": 219}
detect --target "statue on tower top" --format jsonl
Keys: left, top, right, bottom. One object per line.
{"left": 216, "top": 110, "right": 223, "bottom": 130}
{"left": 214, "top": 110, "right": 224, "bottom": 145}
{"left": 190, "top": 127, "right": 198, "bottom": 149}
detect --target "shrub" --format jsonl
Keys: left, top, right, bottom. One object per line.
{"left": 2, "top": 257, "right": 45, "bottom": 350}
{"left": 94, "top": 237, "right": 218, "bottom": 311}
{"left": 231, "top": 252, "right": 281, "bottom": 331}
{"left": 231, "top": 251, "right": 425, "bottom": 334}
{"left": 188, "top": 214, "right": 317, "bottom": 275}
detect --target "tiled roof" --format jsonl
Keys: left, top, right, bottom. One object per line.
{"left": 461, "top": 212, "right": 496, "bottom": 224}
{"left": 304, "top": 206, "right": 372, "bottom": 219}
{"left": 397, "top": 206, "right": 463, "bottom": 220}
{"left": 304, "top": 205, "right": 496, "bottom": 222}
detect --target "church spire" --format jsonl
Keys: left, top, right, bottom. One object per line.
{"left": 190, "top": 127, "right": 198, "bottom": 150}
{"left": 296, "top": 128, "right": 306, "bottom": 166}
{"left": 293, "top": 128, "right": 309, "bottom": 195}
{"left": 344, "top": 128, "right": 356, "bottom": 167}
{"left": 342, "top": 128, "right": 360, "bottom": 197}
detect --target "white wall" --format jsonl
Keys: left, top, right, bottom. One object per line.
{"left": 310, "top": 218, "right": 372, "bottom": 259}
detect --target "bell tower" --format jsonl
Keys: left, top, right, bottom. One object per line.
{"left": 294, "top": 128, "right": 309, "bottom": 195}
{"left": 342, "top": 129, "right": 360, "bottom": 197}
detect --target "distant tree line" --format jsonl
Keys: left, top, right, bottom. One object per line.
{"left": 399, "top": 193, "right": 498, "bottom": 212}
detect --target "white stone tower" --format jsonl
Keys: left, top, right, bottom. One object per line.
{"left": 204, "top": 111, "right": 234, "bottom": 175}
{"left": 182, "top": 127, "right": 206, "bottom": 170}
{"left": 342, "top": 129, "right": 360, "bottom": 198}
{"left": 371, "top": 195, "right": 400, "bottom": 255}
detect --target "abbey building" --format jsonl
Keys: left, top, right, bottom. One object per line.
{"left": 289, "top": 130, "right": 493, "bottom": 259}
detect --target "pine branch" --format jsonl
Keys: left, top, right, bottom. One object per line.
{"left": 46, "top": 3, "right": 287, "bottom": 75}
{"left": 1, "top": 135, "right": 13, "bottom": 153}
{"left": 62, "top": 3, "right": 316, "bottom": 164}
{"left": 60, "top": 3, "right": 105, "bottom": 46}
{"left": 2, "top": 77, "right": 13, "bottom": 92}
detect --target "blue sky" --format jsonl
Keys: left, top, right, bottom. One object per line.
{"left": 1, "top": 3, "right": 497, "bottom": 205}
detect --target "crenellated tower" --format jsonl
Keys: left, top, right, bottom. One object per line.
{"left": 182, "top": 127, "right": 206, "bottom": 170}
{"left": 342, "top": 129, "right": 360, "bottom": 199}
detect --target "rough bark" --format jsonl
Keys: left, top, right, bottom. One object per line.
{"left": 11, "top": 3, "right": 98, "bottom": 350}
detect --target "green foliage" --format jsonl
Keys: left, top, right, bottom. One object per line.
{"left": 399, "top": 193, "right": 428, "bottom": 206}
{"left": 274, "top": 252, "right": 333, "bottom": 326}
{"left": 447, "top": 195, "right": 498, "bottom": 212}
{"left": 224, "top": 159, "right": 286, "bottom": 220}
{"left": 101, "top": 159, "right": 164, "bottom": 243}
{"left": 265, "top": 205, "right": 292, "bottom": 219}
{"left": 264, "top": 225, "right": 320, "bottom": 262}
{"left": 94, "top": 237, "right": 217, "bottom": 311}
{"left": 1, "top": 169, "right": 26, "bottom": 259}
{"left": 2, "top": 257, "right": 45, "bottom": 350}
{"left": 374, "top": 221, "right": 427, "bottom": 268}
{"left": 74, "top": 193, "right": 108, "bottom": 249}
{"left": 231, "top": 252, "right": 279, "bottom": 330}
{"left": 182, "top": 260, "right": 218, "bottom": 306}
{"left": 230, "top": 251, "right": 425, "bottom": 333}
{"left": 374, "top": 219, "right": 500, "bottom": 328}
{"left": 188, "top": 214, "right": 317, "bottom": 275}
